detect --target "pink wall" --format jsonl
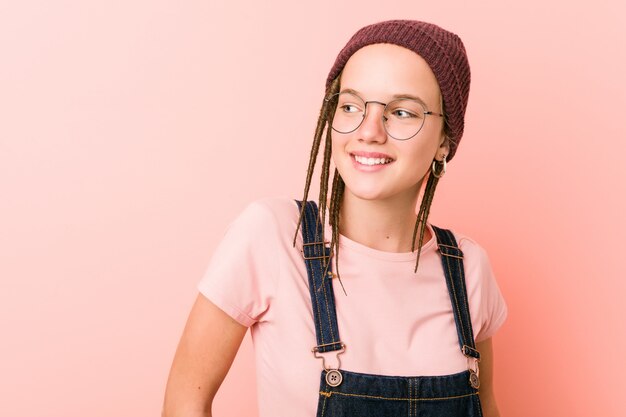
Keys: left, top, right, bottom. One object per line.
{"left": 1, "top": 1, "right": 624, "bottom": 416}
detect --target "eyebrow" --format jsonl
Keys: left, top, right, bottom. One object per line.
{"left": 340, "top": 88, "right": 428, "bottom": 106}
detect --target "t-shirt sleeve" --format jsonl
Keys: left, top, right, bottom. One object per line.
{"left": 460, "top": 238, "right": 508, "bottom": 342}
{"left": 197, "top": 200, "right": 280, "bottom": 327}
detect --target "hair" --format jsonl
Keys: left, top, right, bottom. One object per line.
{"left": 293, "top": 73, "right": 451, "bottom": 294}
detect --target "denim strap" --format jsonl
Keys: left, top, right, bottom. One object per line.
{"left": 296, "top": 200, "right": 343, "bottom": 353}
{"left": 432, "top": 225, "right": 481, "bottom": 360}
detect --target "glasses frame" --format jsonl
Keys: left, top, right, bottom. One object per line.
{"left": 325, "top": 92, "right": 444, "bottom": 141}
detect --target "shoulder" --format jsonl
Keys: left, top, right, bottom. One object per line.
{"left": 432, "top": 224, "right": 493, "bottom": 287}
{"left": 430, "top": 224, "right": 490, "bottom": 255}
{"left": 228, "top": 196, "right": 301, "bottom": 241}
{"left": 247, "top": 196, "right": 300, "bottom": 216}
{"left": 455, "top": 231, "right": 491, "bottom": 265}
{"left": 432, "top": 226, "right": 492, "bottom": 264}
{"left": 456, "top": 232, "right": 495, "bottom": 282}
{"left": 202, "top": 196, "right": 301, "bottom": 279}
{"left": 235, "top": 196, "right": 300, "bottom": 227}
{"left": 443, "top": 229, "right": 508, "bottom": 340}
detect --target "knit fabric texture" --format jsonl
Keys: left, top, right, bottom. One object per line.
{"left": 326, "top": 20, "right": 471, "bottom": 161}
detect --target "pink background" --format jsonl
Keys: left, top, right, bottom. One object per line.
{"left": 1, "top": 1, "right": 625, "bottom": 416}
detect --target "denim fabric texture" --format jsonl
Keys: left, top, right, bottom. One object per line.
{"left": 431, "top": 226, "right": 482, "bottom": 361}
{"left": 296, "top": 200, "right": 483, "bottom": 417}
{"left": 317, "top": 370, "right": 482, "bottom": 417}
{"left": 299, "top": 200, "right": 343, "bottom": 353}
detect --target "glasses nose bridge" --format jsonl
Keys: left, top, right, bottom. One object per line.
{"left": 363, "top": 99, "right": 387, "bottom": 115}
{"left": 357, "top": 100, "right": 389, "bottom": 141}
{"left": 362, "top": 100, "right": 389, "bottom": 126}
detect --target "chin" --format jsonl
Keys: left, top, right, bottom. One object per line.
{"left": 341, "top": 181, "right": 392, "bottom": 201}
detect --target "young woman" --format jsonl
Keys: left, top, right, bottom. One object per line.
{"left": 163, "top": 20, "right": 508, "bottom": 417}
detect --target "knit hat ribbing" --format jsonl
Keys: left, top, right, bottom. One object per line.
{"left": 326, "top": 20, "right": 471, "bottom": 161}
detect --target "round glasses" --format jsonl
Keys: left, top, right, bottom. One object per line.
{"left": 325, "top": 92, "right": 444, "bottom": 140}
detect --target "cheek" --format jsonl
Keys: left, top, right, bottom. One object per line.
{"left": 397, "top": 140, "right": 438, "bottom": 177}
{"left": 400, "top": 137, "right": 432, "bottom": 159}
{"left": 330, "top": 131, "right": 349, "bottom": 160}
{"left": 330, "top": 132, "right": 355, "bottom": 181}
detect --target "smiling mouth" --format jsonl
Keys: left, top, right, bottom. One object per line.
{"left": 352, "top": 154, "right": 394, "bottom": 166}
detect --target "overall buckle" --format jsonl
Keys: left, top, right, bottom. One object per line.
{"left": 462, "top": 345, "right": 481, "bottom": 389}
{"left": 312, "top": 342, "right": 346, "bottom": 387}
{"left": 301, "top": 241, "right": 332, "bottom": 260}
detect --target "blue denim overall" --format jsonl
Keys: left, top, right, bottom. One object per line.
{"left": 296, "top": 200, "right": 483, "bottom": 417}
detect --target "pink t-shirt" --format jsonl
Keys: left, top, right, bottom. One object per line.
{"left": 198, "top": 197, "right": 507, "bottom": 417}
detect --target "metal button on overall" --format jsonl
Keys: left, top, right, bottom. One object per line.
{"left": 325, "top": 370, "right": 342, "bottom": 387}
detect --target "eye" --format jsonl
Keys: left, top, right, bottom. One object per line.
{"left": 391, "top": 108, "right": 420, "bottom": 119}
{"left": 340, "top": 103, "right": 362, "bottom": 114}
{"left": 387, "top": 99, "right": 425, "bottom": 120}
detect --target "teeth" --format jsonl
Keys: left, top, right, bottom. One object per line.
{"left": 354, "top": 155, "right": 392, "bottom": 166}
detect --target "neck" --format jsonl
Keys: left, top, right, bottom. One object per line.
{"left": 337, "top": 187, "right": 429, "bottom": 253}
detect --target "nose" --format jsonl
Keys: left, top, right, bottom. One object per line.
{"left": 358, "top": 101, "right": 388, "bottom": 144}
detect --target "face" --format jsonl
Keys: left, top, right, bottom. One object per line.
{"left": 331, "top": 43, "right": 449, "bottom": 202}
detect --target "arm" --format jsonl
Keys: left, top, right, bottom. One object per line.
{"left": 162, "top": 293, "right": 248, "bottom": 417}
{"left": 476, "top": 337, "right": 501, "bottom": 417}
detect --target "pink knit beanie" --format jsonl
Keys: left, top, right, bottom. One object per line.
{"left": 326, "top": 20, "right": 471, "bottom": 161}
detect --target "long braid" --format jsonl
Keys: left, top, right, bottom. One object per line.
{"left": 410, "top": 93, "right": 452, "bottom": 272}
{"left": 411, "top": 104, "right": 451, "bottom": 273}
{"left": 293, "top": 76, "right": 340, "bottom": 247}
{"left": 411, "top": 168, "right": 441, "bottom": 273}
{"left": 317, "top": 94, "right": 336, "bottom": 252}
{"left": 329, "top": 169, "right": 346, "bottom": 295}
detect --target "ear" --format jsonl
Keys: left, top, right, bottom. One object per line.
{"left": 436, "top": 135, "right": 450, "bottom": 161}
